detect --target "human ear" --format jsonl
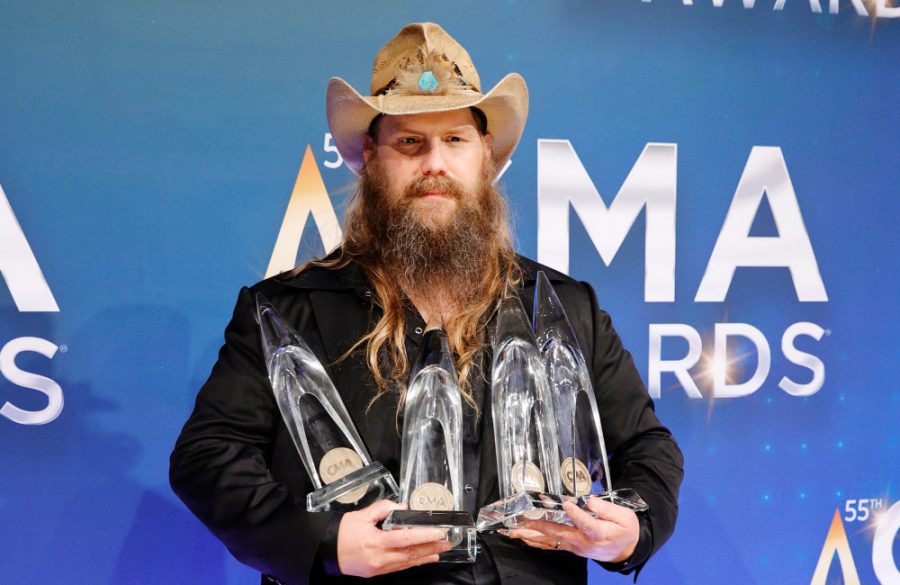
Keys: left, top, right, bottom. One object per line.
{"left": 362, "top": 135, "right": 374, "bottom": 166}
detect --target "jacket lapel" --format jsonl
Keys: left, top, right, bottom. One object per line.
{"left": 306, "top": 288, "right": 400, "bottom": 467}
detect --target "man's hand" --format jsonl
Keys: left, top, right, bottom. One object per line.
{"left": 505, "top": 498, "right": 639, "bottom": 563}
{"left": 337, "top": 500, "right": 452, "bottom": 577}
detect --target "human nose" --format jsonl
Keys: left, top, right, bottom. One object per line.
{"left": 419, "top": 139, "right": 449, "bottom": 176}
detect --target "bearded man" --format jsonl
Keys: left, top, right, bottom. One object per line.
{"left": 170, "top": 23, "right": 683, "bottom": 585}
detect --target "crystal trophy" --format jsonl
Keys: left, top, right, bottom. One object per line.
{"left": 383, "top": 329, "right": 477, "bottom": 563}
{"left": 256, "top": 294, "right": 399, "bottom": 512}
{"left": 532, "top": 271, "right": 648, "bottom": 514}
{"left": 475, "top": 296, "right": 566, "bottom": 531}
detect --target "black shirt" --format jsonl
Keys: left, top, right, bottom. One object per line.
{"left": 308, "top": 304, "right": 501, "bottom": 585}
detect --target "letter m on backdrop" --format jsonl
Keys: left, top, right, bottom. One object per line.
{"left": 537, "top": 140, "right": 677, "bottom": 302}
{"left": 0, "top": 184, "right": 58, "bottom": 312}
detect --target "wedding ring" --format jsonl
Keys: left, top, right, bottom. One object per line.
{"left": 554, "top": 540, "right": 561, "bottom": 550}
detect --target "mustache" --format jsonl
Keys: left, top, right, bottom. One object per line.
{"left": 401, "top": 175, "right": 465, "bottom": 201}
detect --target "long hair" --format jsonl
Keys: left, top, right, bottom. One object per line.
{"left": 307, "top": 154, "right": 521, "bottom": 413}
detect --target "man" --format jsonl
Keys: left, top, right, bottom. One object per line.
{"left": 170, "top": 23, "right": 683, "bottom": 584}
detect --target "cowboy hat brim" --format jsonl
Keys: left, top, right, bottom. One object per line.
{"left": 326, "top": 73, "right": 528, "bottom": 175}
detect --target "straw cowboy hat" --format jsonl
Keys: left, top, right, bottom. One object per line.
{"left": 326, "top": 22, "right": 529, "bottom": 175}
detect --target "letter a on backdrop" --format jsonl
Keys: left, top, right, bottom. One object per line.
{"left": 810, "top": 508, "right": 860, "bottom": 585}
{"left": 696, "top": 147, "right": 827, "bottom": 302}
{"left": 266, "top": 147, "right": 342, "bottom": 277}
{"left": 0, "top": 184, "right": 59, "bottom": 312}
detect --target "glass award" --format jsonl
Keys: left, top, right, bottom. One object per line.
{"left": 256, "top": 293, "right": 399, "bottom": 512}
{"left": 383, "top": 329, "right": 477, "bottom": 563}
{"left": 475, "top": 296, "right": 566, "bottom": 531}
{"left": 532, "top": 271, "right": 648, "bottom": 514}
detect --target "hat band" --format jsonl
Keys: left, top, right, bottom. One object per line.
{"left": 373, "top": 60, "right": 480, "bottom": 96}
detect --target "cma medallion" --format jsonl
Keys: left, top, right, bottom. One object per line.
{"left": 319, "top": 447, "right": 367, "bottom": 504}
{"left": 510, "top": 460, "right": 546, "bottom": 493}
{"left": 560, "top": 457, "right": 592, "bottom": 496}
{"left": 410, "top": 482, "right": 455, "bottom": 512}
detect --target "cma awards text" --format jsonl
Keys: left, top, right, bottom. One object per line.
{"left": 2, "top": 137, "right": 830, "bottom": 425}
{"left": 536, "top": 141, "right": 828, "bottom": 401}
{"left": 0, "top": 185, "right": 62, "bottom": 425}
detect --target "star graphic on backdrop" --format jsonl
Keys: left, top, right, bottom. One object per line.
{"left": 660, "top": 308, "right": 756, "bottom": 424}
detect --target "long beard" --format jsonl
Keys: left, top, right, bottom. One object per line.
{"left": 360, "top": 162, "right": 505, "bottom": 303}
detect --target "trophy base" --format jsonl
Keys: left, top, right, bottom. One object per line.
{"left": 306, "top": 462, "right": 400, "bottom": 512}
{"left": 597, "top": 488, "right": 649, "bottom": 512}
{"left": 475, "top": 492, "right": 569, "bottom": 531}
{"left": 475, "top": 488, "right": 649, "bottom": 531}
{"left": 533, "top": 488, "right": 650, "bottom": 525}
{"left": 383, "top": 510, "right": 478, "bottom": 563}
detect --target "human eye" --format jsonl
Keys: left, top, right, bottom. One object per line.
{"left": 398, "top": 136, "right": 420, "bottom": 145}
{"left": 446, "top": 135, "right": 464, "bottom": 143}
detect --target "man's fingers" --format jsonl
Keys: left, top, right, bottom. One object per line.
{"left": 407, "top": 554, "right": 441, "bottom": 567}
{"left": 511, "top": 521, "right": 582, "bottom": 552}
{"left": 403, "top": 539, "right": 453, "bottom": 561}
{"left": 381, "top": 539, "right": 450, "bottom": 564}
{"left": 363, "top": 499, "right": 405, "bottom": 522}
{"left": 563, "top": 501, "right": 603, "bottom": 540}
{"left": 377, "top": 553, "right": 441, "bottom": 575}
{"left": 376, "top": 540, "right": 450, "bottom": 575}
{"left": 519, "top": 536, "right": 566, "bottom": 551}
{"left": 585, "top": 497, "right": 630, "bottom": 524}
{"left": 506, "top": 527, "right": 545, "bottom": 540}
{"left": 408, "top": 553, "right": 442, "bottom": 568}
{"left": 520, "top": 538, "right": 555, "bottom": 551}
{"left": 521, "top": 519, "right": 574, "bottom": 540}
{"left": 382, "top": 527, "right": 447, "bottom": 549}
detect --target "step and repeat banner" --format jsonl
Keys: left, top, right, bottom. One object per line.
{"left": 1, "top": 2, "right": 897, "bottom": 583}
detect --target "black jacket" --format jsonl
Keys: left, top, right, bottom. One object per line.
{"left": 169, "top": 256, "right": 683, "bottom": 584}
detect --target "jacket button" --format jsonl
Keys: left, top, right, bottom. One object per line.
{"left": 464, "top": 483, "right": 474, "bottom": 494}
{"left": 363, "top": 289, "right": 372, "bottom": 297}
{"left": 414, "top": 326, "right": 423, "bottom": 335}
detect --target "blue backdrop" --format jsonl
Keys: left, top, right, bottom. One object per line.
{"left": 1, "top": 2, "right": 897, "bottom": 583}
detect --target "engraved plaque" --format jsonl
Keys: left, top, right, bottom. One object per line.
{"left": 410, "top": 482, "right": 455, "bottom": 512}
{"left": 510, "top": 460, "right": 545, "bottom": 493}
{"left": 560, "top": 457, "right": 591, "bottom": 496}
{"left": 319, "top": 447, "right": 367, "bottom": 504}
